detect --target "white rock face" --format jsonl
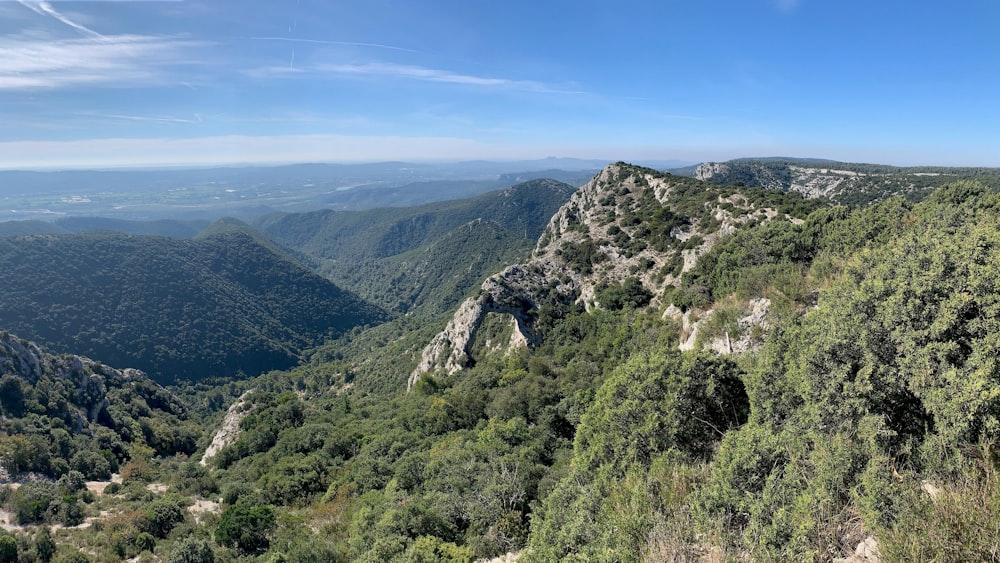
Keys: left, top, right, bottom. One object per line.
{"left": 410, "top": 163, "right": 791, "bottom": 388}
{"left": 408, "top": 263, "right": 569, "bottom": 389}
{"left": 833, "top": 536, "right": 881, "bottom": 563}
{"left": 200, "top": 390, "right": 254, "bottom": 466}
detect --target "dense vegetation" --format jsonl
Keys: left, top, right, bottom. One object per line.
{"left": 4, "top": 168, "right": 1000, "bottom": 562}
{"left": 255, "top": 179, "right": 575, "bottom": 314}
{"left": 0, "top": 231, "right": 386, "bottom": 384}
{"left": 0, "top": 331, "right": 198, "bottom": 540}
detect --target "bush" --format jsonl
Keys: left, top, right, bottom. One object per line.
{"left": 144, "top": 497, "right": 185, "bottom": 538}
{"left": 70, "top": 450, "right": 112, "bottom": 480}
{"left": 0, "top": 533, "right": 16, "bottom": 563}
{"left": 165, "top": 537, "right": 215, "bottom": 563}
{"left": 215, "top": 502, "right": 275, "bottom": 554}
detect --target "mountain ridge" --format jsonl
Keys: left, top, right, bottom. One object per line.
{"left": 409, "top": 162, "right": 815, "bottom": 385}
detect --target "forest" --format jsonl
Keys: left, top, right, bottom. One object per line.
{"left": 2, "top": 166, "right": 1000, "bottom": 562}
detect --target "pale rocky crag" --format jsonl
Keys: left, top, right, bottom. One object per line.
{"left": 201, "top": 390, "right": 254, "bottom": 466}
{"left": 695, "top": 160, "right": 935, "bottom": 201}
{"left": 0, "top": 330, "right": 152, "bottom": 430}
{"left": 410, "top": 162, "right": 790, "bottom": 388}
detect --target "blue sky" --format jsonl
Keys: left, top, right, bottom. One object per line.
{"left": 1, "top": 0, "right": 998, "bottom": 168}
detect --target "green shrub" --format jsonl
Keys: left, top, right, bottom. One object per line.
{"left": 215, "top": 502, "right": 275, "bottom": 554}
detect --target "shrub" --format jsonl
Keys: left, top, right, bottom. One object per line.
{"left": 165, "top": 537, "right": 215, "bottom": 563}
{"left": 215, "top": 502, "right": 275, "bottom": 554}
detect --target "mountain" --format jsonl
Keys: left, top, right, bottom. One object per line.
{"left": 684, "top": 158, "right": 1000, "bottom": 205}
{"left": 9, "top": 162, "right": 1000, "bottom": 562}
{"left": 0, "top": 160, "right": 599, "bottom": 221}
{"left": 257, "top": 178, "right": 578, "bottom": 313}
{"left": 256, "top": 178, "right": 576, "bottom": 263}
{"left": 329, "top": 218, "right": 533, "bottom": 315}
{"left": 411, "top": 162, "right": 819, "bottom": 382}
{"left": 0, "top": 231, "right": 387, "bottom": 384}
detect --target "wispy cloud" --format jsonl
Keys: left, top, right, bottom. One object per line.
{"left": 83, "top": 112, "right": 204, "bottom": 124}
{"left": 246, "top": 61, "right": 586, "bottom": 94}
{"left": 249, "top": 36, "right": 418, "bottom": 54}
{"left": 16, "top": 0, "right": 104, "bottom": 38}
{"left": 775, "top": 0, "right": 799, "bottom": 11}
{"left": 0, "top": 34, "right": 210, "bottom": 90}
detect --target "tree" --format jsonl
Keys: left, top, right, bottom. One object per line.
{"left": 34, "top": 527, "right": 56, "bottom": 563}
{"left": 144, "top": 497, "right": 185, "bottom": 538}
{"left": 0, "top": 533, "right": 16, "bottom": 563}
{"left": 215, "top": 503, "right": 275, "bottom": 554}
{"left": 165, "top": 537, "right": 215, "bottom": 563}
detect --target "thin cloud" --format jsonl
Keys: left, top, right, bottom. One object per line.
{"left": 248, "top": 61, "right": 586, "bottom": 94}
{"left": 17, "top": 0, "right": 105, "bottom": 38}
{"left": 775, "top": 0, "right": 799, "bottom": 11}
{"left": 250, "top": 36, "right": 418, "bottom": 54}
{"left": 0, "top": 34, "right": 211, "bottom": 90}
{"left": 85, "top": 113, "right": 204, "bottom": 124}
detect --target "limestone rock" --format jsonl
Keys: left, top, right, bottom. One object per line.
{"left": 410, "top": 162, "right": 791, "bottom": 388}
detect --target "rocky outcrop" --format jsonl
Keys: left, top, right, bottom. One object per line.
{"left": 694, "top": 159, "right": 932, "bottom": 203}
{"left": 0, "top": 331, "right": 159, "bottom": 429}
{"left": 201, "top": 391, "right": 254, "bottom": 466}
{"left": 0, "top": 332, "right": 51, "bottom": 384}
{"left": 408, "top": 262, "right": 573, "bottom": 389}
{"left": 668, "top": 298, "right": 771, "bottom": 354}
{"left": 409, "top": 163, "right": 789, "bottom": 387}
{"left": 833, "top": 536, "right": 881, "bottom": 563}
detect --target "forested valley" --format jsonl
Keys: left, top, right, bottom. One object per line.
{"left": 2, "top": 163, "right": 1000, "bottom": 562}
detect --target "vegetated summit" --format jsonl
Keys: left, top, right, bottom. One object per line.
{"left": 0, "top": 229, "right": 387, "bottom": 384}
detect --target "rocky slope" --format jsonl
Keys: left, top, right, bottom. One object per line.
{"left": 691, "top": 158, "right": 1000, "bottom": 205}
{"left": 0, "top": 332, "right": 130, "bottom": 430}
{"left": 0, "top": 331, "right": 195, "bottom": 479}
{"left": 410, "top": 162, "right": 796, "bottom": 387}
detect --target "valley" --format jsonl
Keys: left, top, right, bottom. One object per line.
{"left": 1, "top": 159, "right": 1000, "bottom": 561}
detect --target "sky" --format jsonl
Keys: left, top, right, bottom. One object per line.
{"left": 1, "top": 0, "right": 998, "bottom": 169}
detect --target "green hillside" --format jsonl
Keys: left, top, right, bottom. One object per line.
{"left": 0, "top": 231, "right": 387, "bottom": 384}
{"left": 330, "top": 219, "right": 533, "bottom": 314}
{"left": 258, "top": 178, "right": 576, "bottom": 313}
{"left": 5, "top": 167, "right": 1000, "bottom": 562}
{"left": 0, "top": 220, "right": 69, "bottom": 237}
{"left": 255, "top": 178, "right": 575, "bottom": 264}
{"left": 189, "top": 173, "right": 1000, "bottom": 562}
{"left": 0, "top": 332, "right": 197, "bottom": 478}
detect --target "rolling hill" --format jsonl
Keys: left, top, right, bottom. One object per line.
{"left": 0, "top": 231, "right": 387, "bottom": 384}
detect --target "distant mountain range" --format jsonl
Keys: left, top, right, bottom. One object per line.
{"left": 0, "top": 158, "right": 688, "bottom": 222}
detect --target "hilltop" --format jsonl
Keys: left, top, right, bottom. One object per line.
{"left": 412, "top": 162, "right": 818, "bottom": 382}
